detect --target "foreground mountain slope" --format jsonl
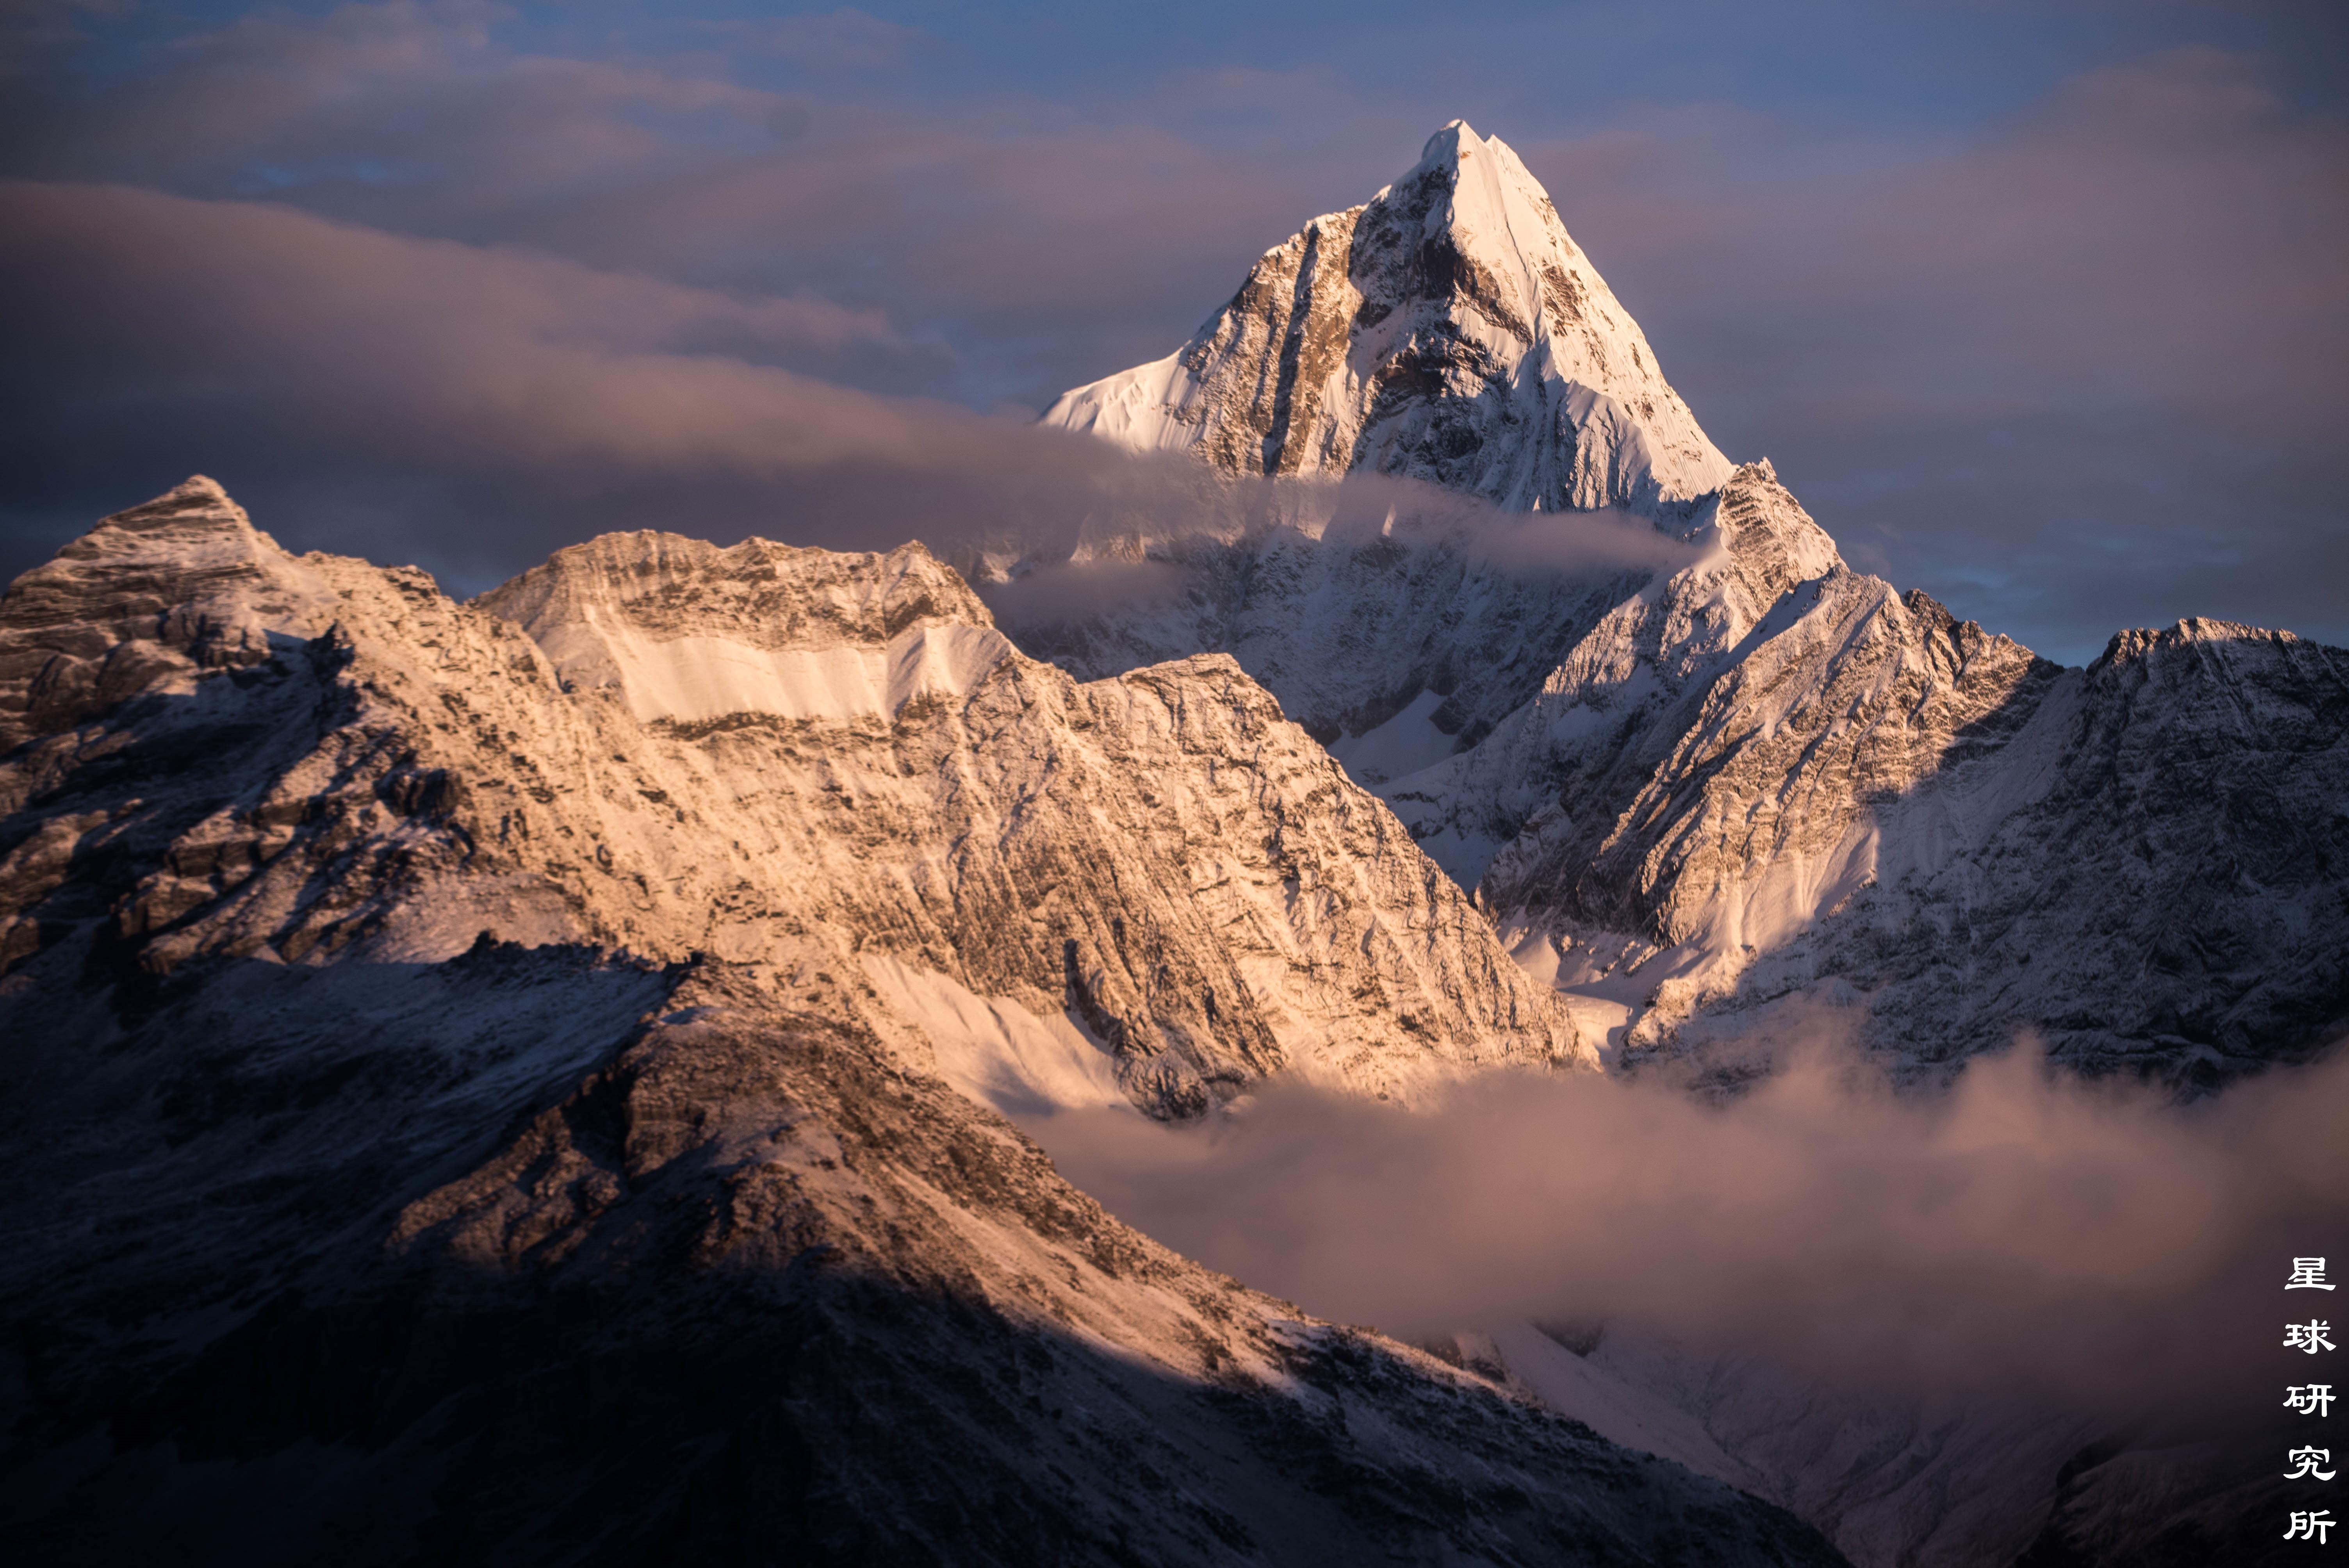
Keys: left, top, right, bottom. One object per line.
{"left": 0, "top": 481, "right": 1837, "bottom": 1564}
{"left": 0, "top": 479, "right": 1583, "bottom": 1124}
{"left": 0, "top": 953, "right": 1842, "bottom": 1566}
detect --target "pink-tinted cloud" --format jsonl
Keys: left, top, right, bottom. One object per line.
{"left": 0, "top": 177, "right": 945, "bottom": 425}
{"left": 1035, "top": 1035, "right": 2349, "bottom": 1419}
{"left": 0, "top": 176, "right": 1686, "bottom": 606}
{"left": 0, "top": 0, "right": 1350, "bottom": 400}
{"left": 0, "top": 178, "right": 1256, "bottom": 584}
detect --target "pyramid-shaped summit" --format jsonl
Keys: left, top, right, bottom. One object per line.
{"left": 1044, "top": 121, "right": 1733, "bottom": 514}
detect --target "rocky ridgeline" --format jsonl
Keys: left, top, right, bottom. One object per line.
{"left": 0, "top": 479, "right": 1583, "bottom": 1121}
{"left": 1036, "top": 127, "right": 2349, "bottom": 1086}
{"left": 0, "top": 478, "right": 1850, "bottom": 1564}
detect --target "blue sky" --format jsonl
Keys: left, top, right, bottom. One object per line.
{"left": 3, "top": 0, "right": 2343, "bottom": 661}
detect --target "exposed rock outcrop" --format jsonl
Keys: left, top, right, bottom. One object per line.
{"left": 1038, "top": 125, "right": 2349, "bottom": 1086}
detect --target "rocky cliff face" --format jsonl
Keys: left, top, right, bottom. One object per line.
{"left": 1455, "top": 470, "right": 2347, "bottom": 1082}
{"left": 1625, "top": 615, "right": 2349, "bottom": 1083}
{"left": 0, "top": 479, "right": 1845, "bottom": 1564}
{"left": 1383, "top": 459, "right": 1856, "bottom": 889}
{"left": 0, "top": 479, "right": 1584, "bottom": 1125}
{"left": 1043, "top": 121, "right": 1732, "bottom": 516}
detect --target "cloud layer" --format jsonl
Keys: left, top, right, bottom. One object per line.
{"left": 0, "top": 178, "right": 1258, "bottom": 590}
{"left": 1033, "top": 1039, "right": 2349, "bottom": 1419}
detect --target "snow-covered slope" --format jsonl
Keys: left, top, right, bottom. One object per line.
{"left": 1024, "top": 458, "right": 2348, "bottom": 1086}
{"left": 0, "top": 480, "right": 1851, "bottom": 1566}
{"left": 0, "top": 471, "right": 339, "bottom": 752}
{"left": 1044, "top": 122, "right": 1732, "bottom": 515}
{"left": 1385, "top": 460, "right": 1852, "bottom": 888}
{"left": 1035, "top": 120, "right": 2349, "bottom": 1084}
{"left": 1469, "top": 1311, "right": 2320, "bottom": 1568}
{"left": 1483, "top": 1324, "right": 2099, "bottom": 1568}
{"left": 1577, "top": 614, "right": 2349, "bottom": 1080}
{"left": 479, "top": 525, "right": 1589, "bottom": 1112}
{"left": 0, "top": 479, "right": 1583, "bottom": 1128}
{"left": 0, "top": 953, "right": 1842, "bottom": 1566}
{"left": 1429, "top": 460, "right": 2347, "bottom": 1079}
{"left": 1002, "top": 502, "right": 1657, "bottom": 763}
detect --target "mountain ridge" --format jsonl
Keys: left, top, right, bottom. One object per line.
{"left": 1031, "top": 127, "right": 2349, "bottom": 1086}
{"left": 0, "top": 476, "right": 1853, "bottom": 1566}
{"left": 1, "top": 477, "right": 1588, "bottom": 1115}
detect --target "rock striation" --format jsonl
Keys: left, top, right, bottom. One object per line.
{"left": 0, "top": 479, "right": 1584, "bottom": 1123}
{"left": 1044, "top": 121, "right": 1732, "bottom": 515}
{"left": 1038, "top": 128, "right": 2349, "bottom": 1086}
{"left": 0, "top": 479, "right": 1843, "bottom": 1564}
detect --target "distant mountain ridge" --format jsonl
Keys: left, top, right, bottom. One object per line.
{"left": 1032, "top": 124, "right": 2349, "bottom": 1085}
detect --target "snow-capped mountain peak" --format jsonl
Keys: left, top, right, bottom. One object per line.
{"left": 1043, "top": 120, "right": 1733, "bottom": 513}
{"left": 0, "top": 474, "right": 340, "bottom": 751}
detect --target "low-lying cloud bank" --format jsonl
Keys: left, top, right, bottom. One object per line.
{"left": 1030, "top": 1037, "right": 2349, "bottom": 1418}
{"left": 971, "top": 485, "right": 1699, "bottom": 631}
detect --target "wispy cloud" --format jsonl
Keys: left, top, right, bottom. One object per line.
{"left": 1035, "top": 1033, "right": 2349, "bottom": 1417}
